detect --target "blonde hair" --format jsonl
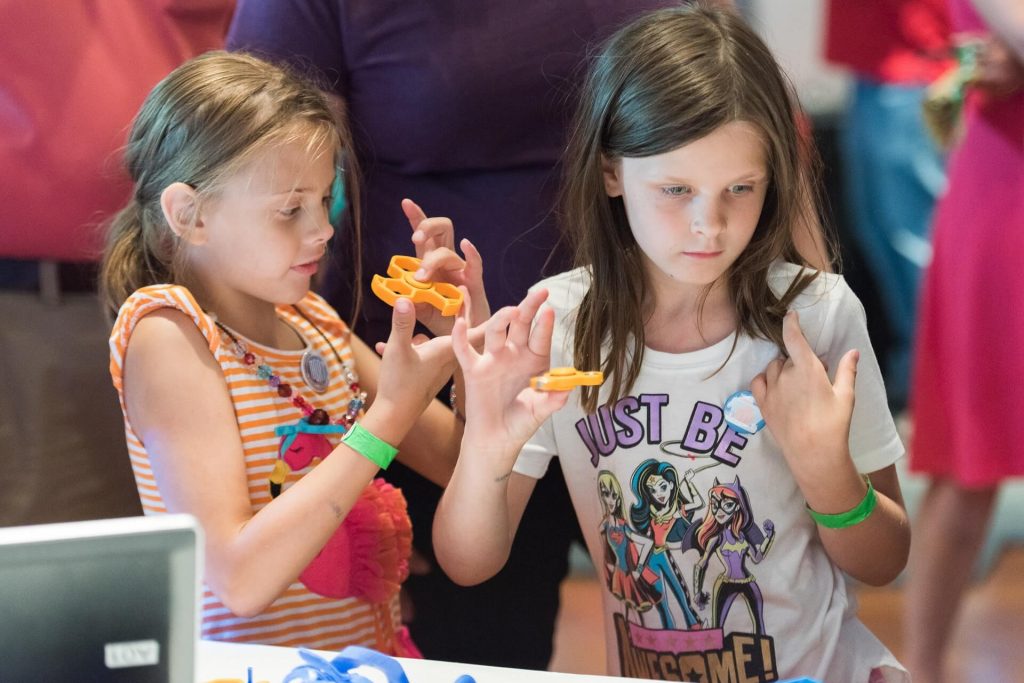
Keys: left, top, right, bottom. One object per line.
{"left": 100, "top": 51, "right": 362, "bottom": 315}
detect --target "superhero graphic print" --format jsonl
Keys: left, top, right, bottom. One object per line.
{"left": 580, "top": 391, "right": 783, "bottom": 681}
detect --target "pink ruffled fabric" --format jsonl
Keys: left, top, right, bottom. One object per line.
{"left": 299, "top": 479, "right": 412, "bottom": 603}
{"left": 394, "top": 627, "right": 424, "bottom": 659}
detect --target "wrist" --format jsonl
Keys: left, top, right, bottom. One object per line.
{"left": 806, "top": 474, "right": 876, "bottom": 529}
{"left": 341, "top": 421, "right": 398, "bottom": 470}
{"left": 799, "top": 465, "right": 870, "bottom": 517}
{"left": 360, "top": 403, "right": 408, "bottom": 447}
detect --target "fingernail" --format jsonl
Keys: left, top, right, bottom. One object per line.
{"left": 415, "top": 268, "right": 427, "bottom": 280}
{"left": 396, "top": 298, "right": 411, "bottom": 313}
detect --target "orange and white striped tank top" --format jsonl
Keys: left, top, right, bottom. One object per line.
{"left": 109, "top": 285, "right": 411, "bottom": 653}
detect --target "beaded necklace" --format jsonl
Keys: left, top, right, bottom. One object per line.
{"left": 214, "top": 305, "right": 368, "bottom": 496}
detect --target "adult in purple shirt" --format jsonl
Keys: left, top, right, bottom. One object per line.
{"left": 228, "top": 0, "right": 672, "bottom": 668}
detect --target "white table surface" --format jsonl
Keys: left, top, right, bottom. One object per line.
{"left": 197, "top": 640, "right": 646, "bottom": 683}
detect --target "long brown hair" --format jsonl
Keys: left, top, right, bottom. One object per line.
{"left": 561, "top": 4, "right": 833, "bottom": 412}
{"left": 100, "top": 51, "right": 363, "bottom": 317}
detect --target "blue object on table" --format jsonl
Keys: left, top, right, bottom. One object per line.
{"left": 283, "top": 646, "right": 475, "bottom": 683}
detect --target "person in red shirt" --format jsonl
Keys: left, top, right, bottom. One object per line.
{"left": 0, "top": 1, "right": 235, "bottom": 525}
{"left": 823, "top": 0, "right": 952, "bottom": 413}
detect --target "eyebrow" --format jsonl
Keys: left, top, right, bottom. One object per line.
{"left": 656, "top": 172, "right": 768, "bottom": 185}
{"left": 269, "top": 181, "right": 335, "bottom": 198}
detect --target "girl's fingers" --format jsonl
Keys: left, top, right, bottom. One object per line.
{"left": 832, "top": 348, "right": 860, "bottom": 404}
{"left": 780, "top": 310, "right": 816, "bottom": 368}
{"left": 416, "top": 248, "right": 465, "bottom": 282}
{"left": 452, "top": 316, "right": 474, "bottom": 368}
{"left": 484, "top": 307, "right": 515, "bottom": 354}
{"left": 402, "top": 198, "right": 428, "bottom": 232}
{"left": 764, "top": 357, "right": 784, "bottom": 387}
{"left": 532, "top": 388, "right": 572, "bottom": 421}
{"left": 508, "top": 288, "right": 549, "bottom": 348}
{"left": 749, "top": 372, "right": 768, "bottom": 405}
{"left": 461, "top": 238, "right": 484, "bottom": 281}
{"left": 528, "top": 305, "right": 555, "bottom": 357}
{"left": 410, "top": 217, "right": 455, "bottom": 255}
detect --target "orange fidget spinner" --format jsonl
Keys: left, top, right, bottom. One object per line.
{"left": 530, "top": 367, "right": 605, "bottom": 391}
{"left": 371, "top": 255, "right": 463, "bottom": 316}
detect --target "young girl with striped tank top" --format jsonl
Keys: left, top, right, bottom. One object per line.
{"left": 99, "top": 51, "right": 493, "bottom": 653}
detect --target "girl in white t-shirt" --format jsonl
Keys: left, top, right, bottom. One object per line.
{"left": 434, "top": 5, "right": 910, "bottom": 681}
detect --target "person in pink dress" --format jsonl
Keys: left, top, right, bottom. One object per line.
{"left": 904, "top": 0, "right": 1024, "bottom": 680}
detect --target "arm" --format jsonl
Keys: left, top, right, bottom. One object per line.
{"left": 125, "top": 298, "right": 455, "bottom": 617}
{"left": 357, "top": 199, "right": 490, "bottom": 486}
{"left": 750, "top": 311, "right": 910, "bottom": 586}
{"left": 349, "top": 333, "right": 460, "bottom": 487}
{"left": 813, "top": 464, "right": 909, "bottom": 585}
{"left": 433, "top": 290, "right": 570, "bottom": 585}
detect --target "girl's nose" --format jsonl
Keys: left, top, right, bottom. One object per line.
{"left": 311, "top": 209, "right": 335, "bottom": 244}
{"left": 690, "top": 196, "right": 725, "bottom": 237}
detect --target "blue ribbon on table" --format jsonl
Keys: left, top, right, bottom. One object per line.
{"left": 283, "top": 646, "right": 476, "bottom": 683}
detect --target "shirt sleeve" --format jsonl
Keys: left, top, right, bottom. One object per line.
{"left": 227, "top": 0, "right": 348, "bottom": 96}
{"left": 810, "top": 277, "right": 905, "bottom": 474}
{"left": 513, "top": 413, "right": 558, "bottom": 480}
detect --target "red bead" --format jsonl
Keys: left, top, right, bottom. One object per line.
{"left": 292, "top": 396, "right": 313, "bottom": 415}
{"left": 277, "top": 384, "right": 292, "bottom": 397}
{"left": 243, "top": 352, "right": 256, "bottom": 365}
{"left": 349, "top": 383, "right": 360, "bottom": 393}
{"left": 309, "top": 409, "right": 329, "bottom": 425}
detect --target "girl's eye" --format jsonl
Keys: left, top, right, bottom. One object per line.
{"left": 730, "top": 184, "right": 754, "bottom": 195}
{"left": 661, "top": 186, "right": 691, "bottom": 197}
{"left": 279, "top": 206, "right": 302, "bottom": 218}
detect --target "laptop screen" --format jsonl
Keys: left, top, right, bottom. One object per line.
{"left": 0, "top": 514, "right": 200, "bottom": 682}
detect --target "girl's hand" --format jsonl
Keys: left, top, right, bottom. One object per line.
{"left": 452, "top": 288, "right": 569, "bottom": 448}
{"left": 972, "top": 35, "right": 1024, "bottom": 96}
{"left": 402, "top": 198, "right": 490, "bottom": 336}
{"left": 749, "top": 311, "right": 859, "bottom": 484}
{"left": 370, "top": 297, "right": 457, "bottom": 441}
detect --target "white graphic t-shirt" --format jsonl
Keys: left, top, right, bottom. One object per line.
{"left": 515, "top": 263, "right": 908, "bottom": 683}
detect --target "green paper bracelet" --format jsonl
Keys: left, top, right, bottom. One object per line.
{"left": 806, "top": 475, "right": 877, "bottom": 529}
{"left": 342, "top": 422, "right": 398, "bottom": 469}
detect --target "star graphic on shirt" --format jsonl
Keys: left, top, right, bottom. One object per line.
{"left": 684, "top": 669, "right": 703, "bottom": 682}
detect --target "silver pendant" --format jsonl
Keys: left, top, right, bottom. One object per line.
{"left": 300, "top": 347, "right": 330, "bottom": 393}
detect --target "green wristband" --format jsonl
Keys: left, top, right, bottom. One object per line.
{"left": 342, "top": 422, "right": 398, "bottom": 469}
{"left": 806, "top": 475, "right": 877, "bottom": 529}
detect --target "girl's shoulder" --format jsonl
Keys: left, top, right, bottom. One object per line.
{"left": 530, "top": 267, "right": 592, "bottom": 315}
{"left": 766, "top": 260, "right": 867, "bottom": 352}
{"left": 111, "top": 284, "right": 220, "bottom": 353}
{"left": 767, "top": 261, "right": 860, "bottom": 313}
{"left": 109, "top": 284, "right": 221, "bottom": 392}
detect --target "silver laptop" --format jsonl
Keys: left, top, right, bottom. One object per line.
{"left": 0, "top": 514, "right": 201, "bottom": 682}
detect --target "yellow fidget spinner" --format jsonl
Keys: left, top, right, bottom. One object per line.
{"left": 371, "top": 255, "right": 463, "bottom": 316}
{"left": 530, "top": 367, "right": 604, "bottom": 391}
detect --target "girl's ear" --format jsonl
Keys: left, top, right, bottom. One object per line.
{"left": 601, "top": 155, "right": 624, "bottom": 198}
{"left": 160, "top": 182, "right": 207, "bottom": 245}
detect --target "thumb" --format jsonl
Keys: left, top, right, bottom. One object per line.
{"left": 833, "top": 348, "right": 860, "bottom": 404}
{"left": 386, "top": 297, "right": 415, "bottom": 351}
